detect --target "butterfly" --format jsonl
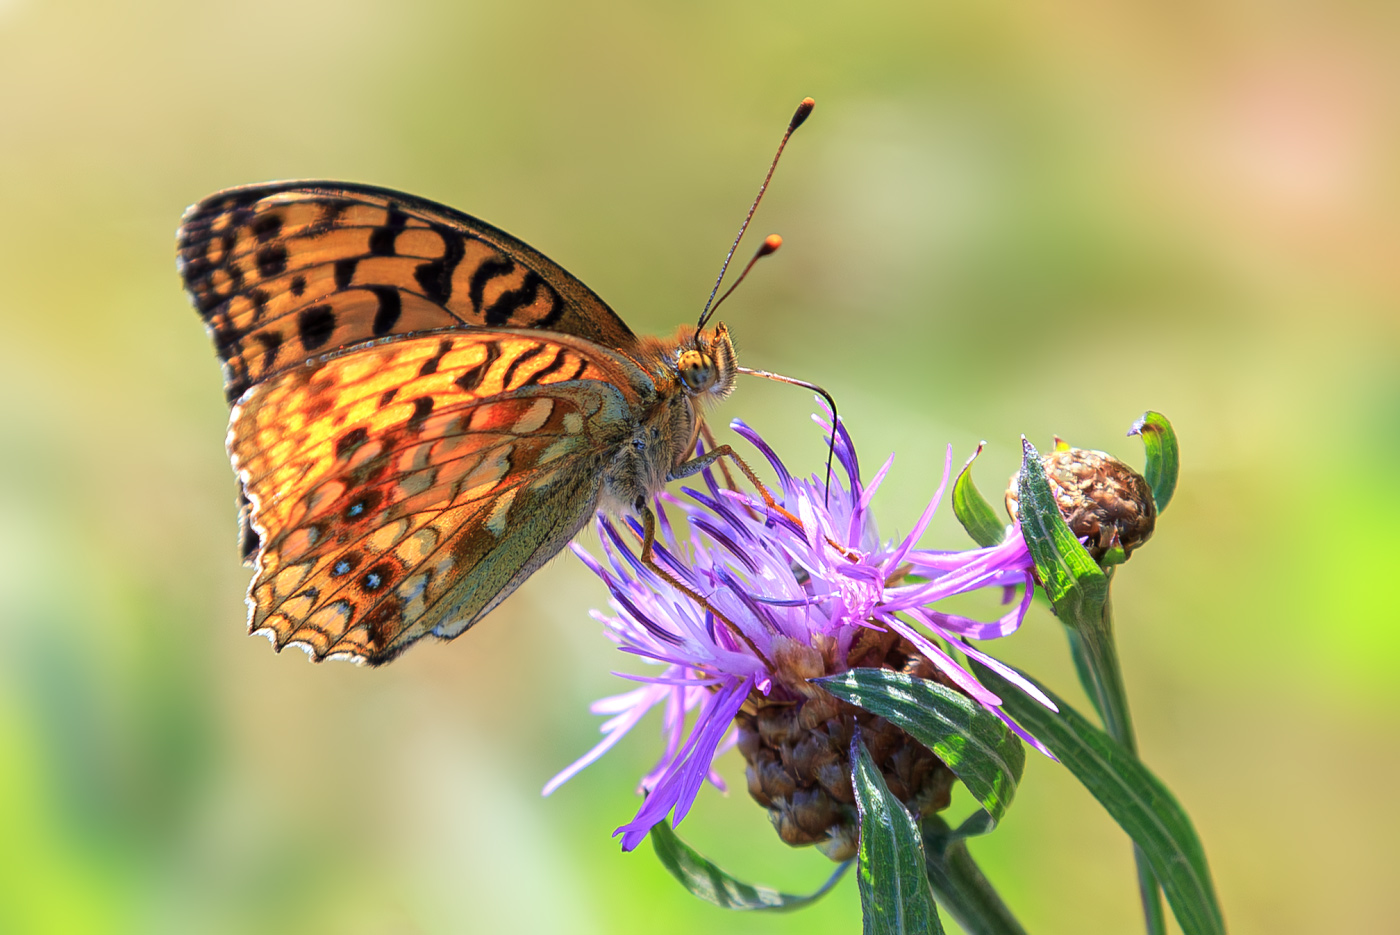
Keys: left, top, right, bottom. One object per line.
{"left": 177, "top": 100, "right": 815, "bottom": 666}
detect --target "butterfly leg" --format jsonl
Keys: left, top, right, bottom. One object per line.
{"left": 698, "top": 423, "right": 764, "bottom": 522}
{"left": 674, "top": 444, "right": 861, "bottom": 562}
{"left": 698, "top": 423, "right": 742, "bottom": 493}
{"left": 669, "top": 444, "right": 803, "bottom": 530}
{"left": 633, "top": 498, "right": 771, "bottom": 665}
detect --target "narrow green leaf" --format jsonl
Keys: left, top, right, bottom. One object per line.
{"left": 922, "top": 815, "right": 1028, "bottom": 935}
{"left": 649, "top": 820, "right": 850, "bottom": 911}
{"left": 1128, "top": 412, "right": 1179, "bottom": 514}
{"left": 852, "top": 733, "right": 945, "bottom": 935}
{"left": 974, "top": 663, "right": 1225, "bottom": 935}
{"left": 817, "top": 669, "right": 1024, "bottom": 824}
{"left": 953, "top": 443, "right": 1007, "bottom": 547}
{"left": 1017, "top": 437, "right": 1107, "bottom": 616}
{"left": 1134, "top": 844, "right": 1169, "bottom": 935}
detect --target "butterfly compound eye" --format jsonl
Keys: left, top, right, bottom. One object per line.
{"left": 676, "top": 348, "right": 715, "bottom": 393}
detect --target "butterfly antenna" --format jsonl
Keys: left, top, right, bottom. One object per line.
{"left": 698, "top": 97, "right": 815, "bottom": 331}
{"left": 706, "top": 234, "right": 782, "bottom": 319}
{"left": 736, "top": 367, "right": 841, "bottom": 506}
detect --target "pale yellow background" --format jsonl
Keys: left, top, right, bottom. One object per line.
{"left": 1, "top": 1, "right": 1396, "bottom": 933}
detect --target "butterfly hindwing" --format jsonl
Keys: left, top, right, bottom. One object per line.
{"left": 177, "top": 181, "right": 640, "bottom": 405}
{"left": 229, "top": 330, "right": 644, "bottom": 664}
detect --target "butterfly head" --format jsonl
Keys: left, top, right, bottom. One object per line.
{"left": 674, "top": 323, "right": 737, "bottom": 401}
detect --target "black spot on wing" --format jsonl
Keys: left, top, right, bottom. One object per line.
{"left": 252, "top": 331, "right": 283, "bottom": 370}
{"left": 256, "top": 244, "right": 288, "bottom": 278}
{"left": 298, "top": 305, "right": 336, "bottom": 350}
{"left": 417, "top": 337, "right": 454, "bottom": 376}
{"left": 343, "top": 488, "right": 383, "bottom": 522}
{"left": 249, "top": 288, "right": 270, "bottom": 323}
{"left": 484, "top": 271, "right": 543, "bottom": 327}
{"left": 212, "top": 321, "right": 243, "bottom": 361}
{"left": 406, "top": 396, "right": 434, "bottom": 431}
{"left": 367, "top": 285, "right": 402, "bottom": 335}
{"left": 368, "top": 204, "right": 409, "bottom": 256}
{"left": 330, "top": 553, "right": 362, "bottom": 578}
{"left": 360, "top": 563, "right": 393, "bottom": 592}
{"left": 251, "top": 213, "right": 283, "bottom": 242}
{"left": 413, "top": 226, "right": 467, "bottom": 304}
{"left": 468, "top": 257, "right": 514, "bottom": 317}
{"left": 306, "top": 199, "right": 354, "bottom": 236}
{"left": 334, "top": 257, "right": 358, "bottom": 289}
{"left": 290, "top": 275, "right": 306, "bottom": 297}
{"left": 484, "top": 270, "right": 545, "bottom": 327}
{"left": 335, "top": 427, "right": 369, "bottom": 459}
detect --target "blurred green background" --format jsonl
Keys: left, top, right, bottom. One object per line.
{"left": 2, "top": 0, "right": 1397, "bottom": 932}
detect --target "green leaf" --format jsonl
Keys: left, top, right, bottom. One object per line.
{"left": 649, "top": 820, "right": 850, "bottom": 911}
{"left": 1128, "top": 411, "right": 1179, "bottom": 514}
{"left": 817, "top": 669, "right": 1024, "bottom": 825}
{"left": 1016, "top": 437, "right": 1107, "bottom": 616}
{"left": 852, "top": 732, "right": 945, "bottom": 935}
{"left": 1134, "top": 844, "right": 1170, "bottom": 935}
{"left": 974, "top": 664, "right": 1225, "bottom": 935}
{"left": 922, "top": 815, "right": 1028, "bottom": 935}
{"left": 953, "top": 443, "right": 1007, "bottom": 547}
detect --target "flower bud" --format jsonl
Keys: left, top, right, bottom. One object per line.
{"left": 1005, "top": 446, "right": 1156, "bottom": 561}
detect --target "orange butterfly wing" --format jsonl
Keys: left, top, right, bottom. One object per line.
{"left": 177, "top": 180, "right": 640, "bottom": 405}
{"left": 178, "top": 181, "right": 645, "bottom": 564}
{"left": 230, "top": 330, "right": 648, "bottom": 665}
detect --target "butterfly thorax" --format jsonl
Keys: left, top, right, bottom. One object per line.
{"left": 599, "top": 322, "right": 737, "bottom": 514}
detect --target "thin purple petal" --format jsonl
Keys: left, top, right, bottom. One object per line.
{"left": 885, "top": 444, "right": 953, "bottom": 572}
{"left": 884, "top": 617, "right": 1003, "bottom": 708}
{"left": 922, "top": 575, "right": 1033, "bottom": 640}
{"left": 543, "top": 683, "right": 668, "bottom": 795}
{"left": 729, "top": 419, "right": 797, "bottom": 499}
{"left": 615, "top": 676, "right": 753, "bottom": 850}
{"left": 990, "top": 703, "right": 1058, "bottom": 761}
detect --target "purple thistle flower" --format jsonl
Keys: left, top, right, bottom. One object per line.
{"left": 545, "top": 412, "right": 1052, "bottom": 853}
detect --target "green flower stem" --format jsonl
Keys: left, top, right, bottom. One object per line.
{"left": 1016, "top": 438, "right": 1165, "bottom": 935}
{"left": 1064, "top": 590, "right": 1133, "bottom": 749}
{"left": 1064, "top": 593, "right": 1166, "bottom": 935}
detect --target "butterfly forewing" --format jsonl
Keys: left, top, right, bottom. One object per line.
{"left": 178, "top": 181, "right": 639, "bottom": 404}
{"left": 230, "top": 330, "right": 642, "bottom": 664}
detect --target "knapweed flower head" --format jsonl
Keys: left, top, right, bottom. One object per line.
{"left": 545, "top": 412, "right": 1052, "bottom": 857}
